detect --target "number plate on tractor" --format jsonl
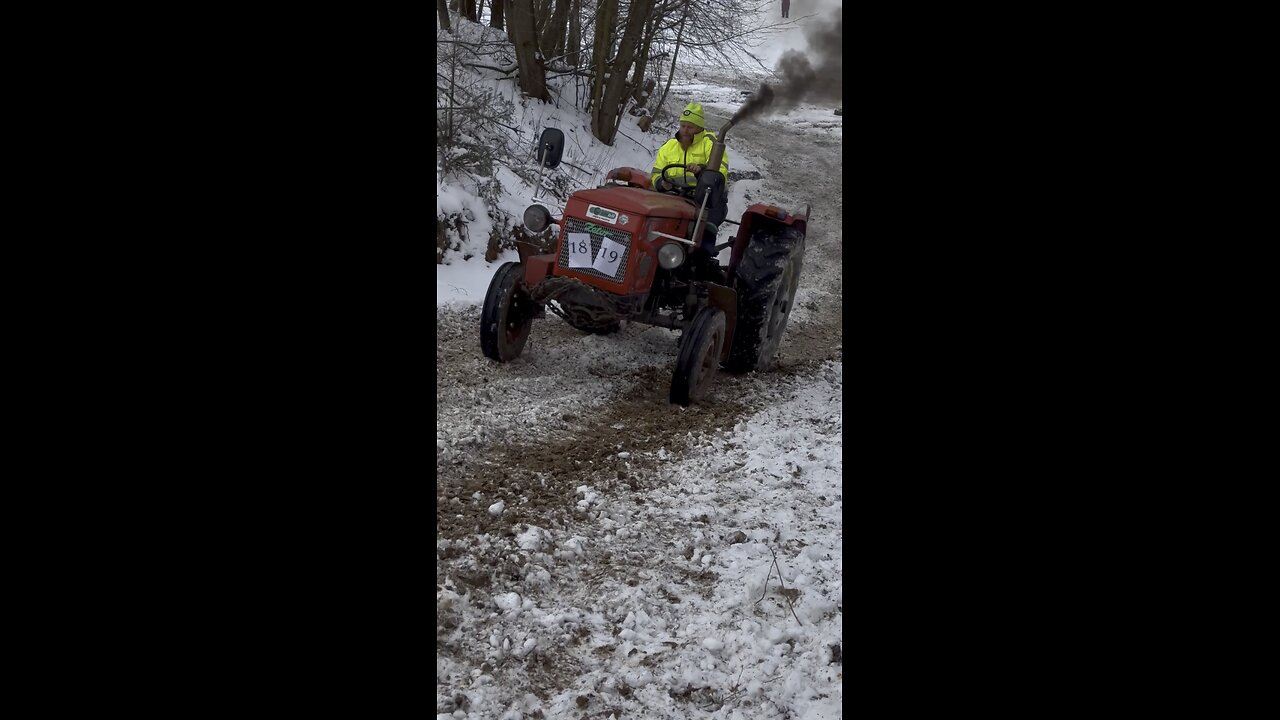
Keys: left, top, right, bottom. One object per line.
{"left": 592, "top": 237, "right": 627, "bottom": 279}
{"left": 558, "top": 218, "right": 633, "bottom": 283}
{"left": 566, "top": 232, "right": 593, "bottom": 268}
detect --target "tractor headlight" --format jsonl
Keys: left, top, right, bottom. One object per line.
{"left": 658, "top": 242, "right": 685, "bottom": 269}
{"left": 523, "top": 204, "right": 552, "bottom": 233}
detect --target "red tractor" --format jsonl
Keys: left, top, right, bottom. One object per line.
{"left": 480, "top": 124, "right": 808, "bottom": 405}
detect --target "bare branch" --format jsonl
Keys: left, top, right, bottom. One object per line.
{"left": 768, "top": 545, "right": 803, "bottom": 627}
{"left": 465, "top": 61, "right": 519, "bottom": 74}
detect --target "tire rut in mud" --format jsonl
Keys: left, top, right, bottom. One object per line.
{"left": 437, "top": 369, "right": 749, "bottom": 541}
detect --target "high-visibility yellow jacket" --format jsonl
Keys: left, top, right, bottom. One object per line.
{"left": 650, "top": 129, "right": 730, "bottom": 188}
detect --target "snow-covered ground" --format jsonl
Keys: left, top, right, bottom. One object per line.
{"left": 437, "top": 15, "right": 843, "bottom": 720}
{"left": 436, "top": 361, "right": 843, "bottom": 720}
{"left": 668, "top": 79, "right": 842, "bottom": 140}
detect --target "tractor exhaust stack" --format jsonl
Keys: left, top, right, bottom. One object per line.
{"left": 691, "top": 121, "right": 732, "bottom": 251}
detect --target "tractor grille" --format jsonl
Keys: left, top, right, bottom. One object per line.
{"left": 558, "top": 217, "right": 633, "bottom": 283}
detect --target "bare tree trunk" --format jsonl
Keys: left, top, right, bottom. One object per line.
{"left": 462, "top": 0, "right": 477, "bottom": 21}
{"left": 539, "top": 0, "right": 569, "bottom": 62}
{"left": 655, "top": 6, "right": 687, "bottom": 116}
{"left": 535, "top": 0, "right": 552, "bottom": 36}
{"left": 449, "top": 47, "right": 457, "bottom": 143}
{"left": 509, "top": 0, "right": 550, "bottom": 100}
{"left": 438, "top": 0, "right": 452, "bottom": 32}
{"left": 553, "top": 0, "right": 568, "bottom": 60}
{"left": 490, "top": 0, "right": 505, "bottom": 29}
{"left": 594, "top": 0, "right": 652, "bottom": 144}
{"left": 612, "top": 14, "right": 657, "bottom": 139}
{"left": 567, "top": 0, "right": 581, "bottom": 66}
{"left": 450, "top": 0, "right": 460, "bottom": 11}
{"left": 632, "top": 14, "right": 656, "bottom": 95}
{"left": 588, "top": 0, "right": 616, "bottom": 119}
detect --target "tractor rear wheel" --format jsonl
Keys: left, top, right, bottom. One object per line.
{"left": 725, "top": 225, "right": 805, "bottom": 373}
{"left": 670, "top": 306, "right": 726, "bottom": 406}
{"left": 480, "top": 262, "right": 535, "bottom": 362}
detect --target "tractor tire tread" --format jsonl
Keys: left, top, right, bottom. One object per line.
{"left": 725, "top": 226, "right": 805, "bottom": 373}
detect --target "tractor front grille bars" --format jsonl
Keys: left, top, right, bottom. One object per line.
{"left": 557, "top": 217, "right": 634, "bottom": 284}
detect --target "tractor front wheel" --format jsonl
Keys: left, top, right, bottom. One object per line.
{"left": 670, "top": 306, "right": 726, "bottom": 406}
{"left": 480, "top": 262, "right": 535, "bottom": 362}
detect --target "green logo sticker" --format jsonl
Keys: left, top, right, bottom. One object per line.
{"left": 586, "top": 204, "right": 619, "bottom": 224}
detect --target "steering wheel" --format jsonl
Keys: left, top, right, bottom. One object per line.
{"left": 655, "top": 163, "right": 698, "bottom": 197}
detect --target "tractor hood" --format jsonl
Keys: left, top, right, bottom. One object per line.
{"left": 568, "top": 187, "right": 695, "bottom": 220}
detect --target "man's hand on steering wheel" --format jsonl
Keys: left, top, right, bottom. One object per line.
{"left": 656, "top": 163, "right": 697, "bottom": 195}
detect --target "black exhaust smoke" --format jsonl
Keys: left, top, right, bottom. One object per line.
{"left": 703, "top": 7, "right": 841, "bottom": 227}
{"left": 726, "top": 7, "right": 843, "bottom": 128}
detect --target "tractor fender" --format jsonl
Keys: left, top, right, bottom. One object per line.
{"left": 728, "top": 203, "right": 810, "bottom": 278}
{"left": 524, "top": 253, "right": 557, "bottom": 286}
{"left": 604, "top": 167, "right": 654, "bottom": 189}
{"left": 706, "top": 284, "right": 738, "bottom": 362}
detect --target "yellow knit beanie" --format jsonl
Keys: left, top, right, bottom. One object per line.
{"left": 680, "top": 102, "right": 705, "bottom": 129}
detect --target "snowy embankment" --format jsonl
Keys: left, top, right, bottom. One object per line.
{"left": 437, "top": 17, "right": 662, "bottom": 305}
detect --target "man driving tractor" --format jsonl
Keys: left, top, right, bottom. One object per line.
{"left": 651, "top": 102, "right": 730, "bottom": 266}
